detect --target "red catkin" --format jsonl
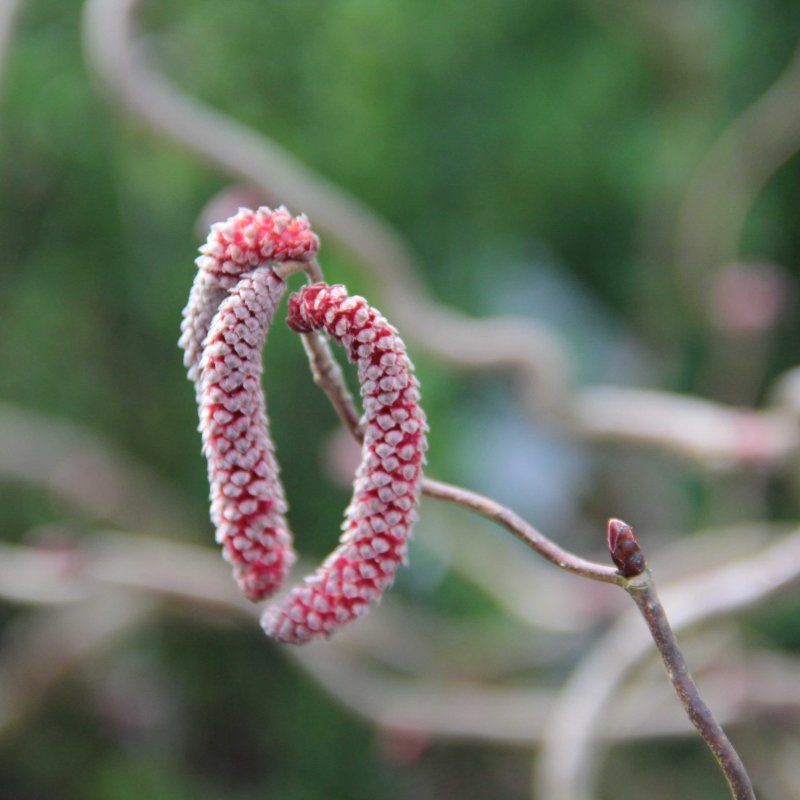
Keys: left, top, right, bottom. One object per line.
{"left": 184, "top": 206, "right": 317, "bottom": 601}
{"left": 262, "top": 283, "right": 428, "bottom": 644}
{"left": 199, "top": 267, "right": 294, "bottom": 601}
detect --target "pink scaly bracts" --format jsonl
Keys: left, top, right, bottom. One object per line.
{"left": 182, "top": 207, "right": 317, "bottom": 600}
{"left": 183, "top": 207, "right": 427, "bottom": 639}
{"left": 262, "top": 283, "right": 428, "bottom": 643}
{"left": 199, "top": 267, "right": 295, "bottom": 601}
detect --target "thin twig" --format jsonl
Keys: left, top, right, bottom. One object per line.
{"left": 538, "top": 523, "right": 800, "bottom": 799}
{"left": 274, "top": 259, "right": 366, "bottom": 439}
{"left": 420, "top": 503, "right": 607, "bottom": 634}
{"left": 300, "top": 330, "right": 364, "bottom": 436}
{"left": 609, "top": 519, "right": 755, "bottom": 797}
{"left": 424, "top": 478, "right": 621, "bottom": 585}
{"left": 626, "top": 576, "right": 755, "bottom": 799}
{"left": 538, "top": 518, "right": 756, "bottom": 800}
{"left": 610, "top": 518, "right": 754, "bottom": 799}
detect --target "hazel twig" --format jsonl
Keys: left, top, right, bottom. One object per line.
{"left": 607, "top": 519, "right": 755, "bottom": 800}
{"left": 424, "top": 479, "right": 621, "bottom": 585}
{"left": 538, "top": 524, "right": 800, "bottom": 800}
{"left": 292, "top": 306, "right": 620, "bottom": 585}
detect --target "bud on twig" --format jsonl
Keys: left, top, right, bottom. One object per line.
{"left": 607, "top": 518, "right": 646, "bottom": 578}
{"left": 610, "top": 516, "right": 756, "bottom": 799}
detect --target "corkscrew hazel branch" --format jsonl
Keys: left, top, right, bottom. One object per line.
{"left": 607, "top": 519, "right": 755, "bottom": 800}
{"left": 92, "top": 0, "right": 800, "bottom": 473}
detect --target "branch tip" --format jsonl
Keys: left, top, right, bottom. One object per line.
{"left": 607, "top": 518, "right": 646, "bottom": 578}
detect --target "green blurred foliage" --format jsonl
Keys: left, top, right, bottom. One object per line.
{"left": 2, "top": 0, "right": 800, "bottom": 798}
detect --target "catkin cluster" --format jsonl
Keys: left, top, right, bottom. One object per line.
{"left": 181, "top": 207, "right": 426, "bottom": 643}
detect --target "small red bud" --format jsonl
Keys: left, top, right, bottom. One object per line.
{"left": 607, "top": 518, "right": 646, "bottom": 577}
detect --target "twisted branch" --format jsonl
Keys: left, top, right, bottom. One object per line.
{"left": 0, "top": 0, "right": 23, "bottom": 92}
{"left": 0, "top": 534, "right": 797, "bottom": 756}
{"left": 675, "top": 41, "right": 800, "bottom": 306}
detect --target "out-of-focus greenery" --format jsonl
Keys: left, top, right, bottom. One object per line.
{"left": 2, "top": 1, "right": 800, "bottom": 798}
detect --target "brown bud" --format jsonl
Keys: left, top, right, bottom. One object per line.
{"left": 607, "top": 518, "right": 646, "bottom": 577}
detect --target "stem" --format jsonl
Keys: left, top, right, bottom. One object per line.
{"left": 627, "top": 577, "right": 755, "bottom": 799}
{"left": 299, "top": 331, "right": 364, "bottom": 439}
{"left": 610, "top": 519, "right": 756, "bottom": 800}
{"left": 423, "top": 478, "right": 621, "bottom": 585}
{"left": 276, "top": 259, "right": 365, "bottom": 440}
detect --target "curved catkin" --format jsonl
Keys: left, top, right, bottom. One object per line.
{"left": 180, "top": 206, "right": 319, "bottom": 384}
{"left": 262, "top": 283, "right": 428, "bottom": 644}
{"left": 199, "top": 266, "right": 295, "bottom": 601}
{"left": 183, "top": 206, "right": 317, "bottom": 601}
